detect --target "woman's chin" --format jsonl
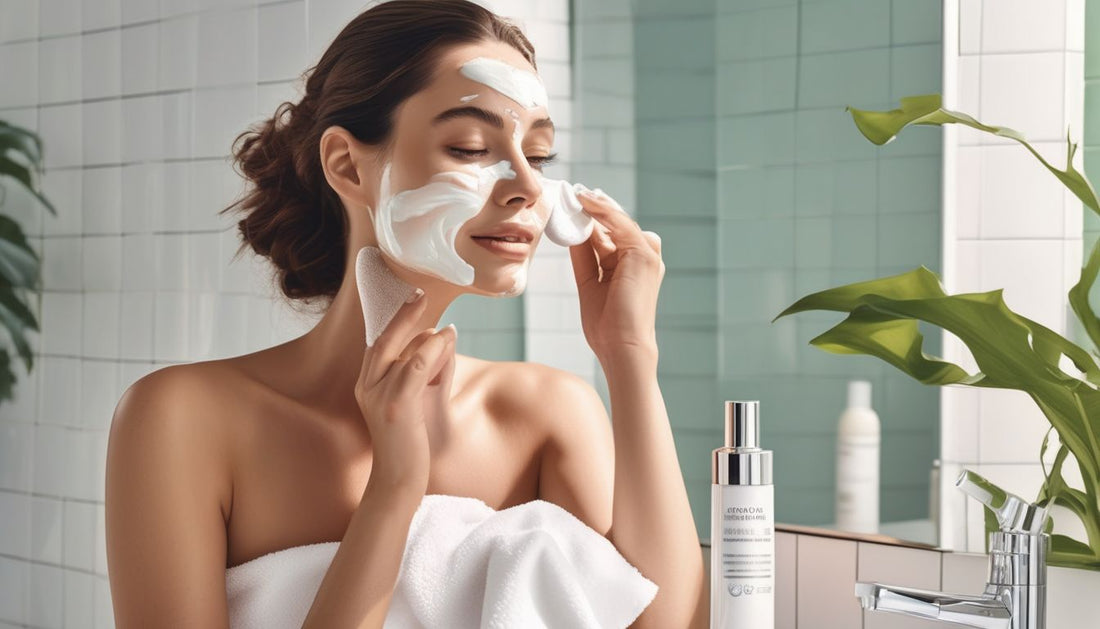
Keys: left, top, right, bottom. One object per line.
{"left": 469, "top": 273, "right": 528, "bottom": 297}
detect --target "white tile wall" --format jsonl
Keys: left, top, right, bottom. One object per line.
{"left": 941, "top": 0, "right": 1088, "bottom": 556}
{"left": 0, "top": 0, "right": 574, "bottom": 626}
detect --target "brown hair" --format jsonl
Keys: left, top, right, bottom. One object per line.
{"left": 220, "top": 0, "right": 537, "bottom": 308}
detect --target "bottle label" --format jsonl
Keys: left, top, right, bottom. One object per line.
{"left": 711, "top": 484, "right": 774, "bottom": 628}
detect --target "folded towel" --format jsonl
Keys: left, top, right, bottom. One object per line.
{"left": 225, "top": 494, "right": 658, "bottom": 629}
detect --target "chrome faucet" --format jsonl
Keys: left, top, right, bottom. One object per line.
{"left": 855, "top": 469, "right": 1049, "bottom": 629}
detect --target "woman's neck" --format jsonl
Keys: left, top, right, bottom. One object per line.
{"left": 281, "top": 246, "right": 464, "bottom": 419}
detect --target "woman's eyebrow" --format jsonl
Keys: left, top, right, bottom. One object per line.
{"left": 432, "top": 105, "right": 554, "bottom": 132}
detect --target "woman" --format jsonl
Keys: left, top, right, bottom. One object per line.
{"left": 104, "top": 1, "right": 706, "bottom": 627}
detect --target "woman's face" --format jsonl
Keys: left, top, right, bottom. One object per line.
{"left": 372, "top": 39, "right": 557, "bottom": 297}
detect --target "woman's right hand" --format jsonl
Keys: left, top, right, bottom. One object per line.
{"left": 354, "top": 289, "right": 457, "bottom": 496}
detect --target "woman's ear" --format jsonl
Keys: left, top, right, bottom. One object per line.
{"left": 319, "top": 125, "right": 381, "bottom": 211}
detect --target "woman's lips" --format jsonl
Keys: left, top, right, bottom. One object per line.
{"left": 472, "top": 236, "right": 530, "bottom": 261}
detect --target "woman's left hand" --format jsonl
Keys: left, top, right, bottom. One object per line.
{"left": 568, "top": 188, "right": 665, "bottom": 364}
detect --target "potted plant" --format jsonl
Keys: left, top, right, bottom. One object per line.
{"left": 0, "top": 118, "right": 54, "bottom": 403}
{"left": 774, "top": 94, "right": 1100, "bottom": 572}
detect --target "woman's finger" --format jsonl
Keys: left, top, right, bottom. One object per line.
{"left": 641, "top": 230, "right": 662, "bottom": 256}
{"left": 592, "top": 227, "right": 619, "bottom": 277}
{"left": 372, "top": 321, "right": 448, "bottom": 390}
{"left": 428, "top": 331, "right": 456, "bottom": 388}
{"left": 577, "top": 190, "right": 650, "bottom": 251}
{"left": 569, "top": 239, "right": 601, "bottom": 290}
{"left": 397, "top": 327, "right": 440, "bottom": 361}
{"left": 389, "top": 325, "right": 457, "bottom": 397}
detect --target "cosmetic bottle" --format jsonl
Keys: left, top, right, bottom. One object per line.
{"left": 711, "top": 400, "right": 774, "bottom": 629}
{"left": 835, "top": 380, "right": 880, "bottom": 533}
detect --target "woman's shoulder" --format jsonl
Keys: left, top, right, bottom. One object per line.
{"left": 471, "top": 357, "right": 602, "bottom": 422}
{"left": 116, "top": 359, "right": 252, "bottom": 415}
{"left": 110, "top": 357, "right": 261, "bottom": 454}
{"left": 107, "top": 360, "right": 241, "bottom": 526}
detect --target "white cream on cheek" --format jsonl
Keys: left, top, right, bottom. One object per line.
{"left": 369, "top": 58, "right": 559, "bottom": 294}
{"left": 372, "top": 159, "right": 517, "bottom": 286}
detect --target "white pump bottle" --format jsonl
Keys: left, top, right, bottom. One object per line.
{"left": 835, "top": 380, "right": 880, "bottom": 533}
{"left": 711, "top": 400, "right": 774, "bottom": 629}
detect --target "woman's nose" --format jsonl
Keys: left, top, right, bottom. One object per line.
{"left": 493, "top": 157, "right": 544, "bottom": 209}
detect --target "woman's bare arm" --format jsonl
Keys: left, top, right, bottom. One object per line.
{"left": 563, "top": 186, "right": 708, "bottom": 628}
{"left": 601, "top": 352, "right": 708, "bottom": 629}
{"left": 106, "top": 367, "right": 234, "bottom": 628}
{"left": 535, "top": 359, "right": 708, "bottom": 628}
{"left": 303, "top": 300, "right": 453, "bottom": 627}
{"left": 300, "top": 474, "right": 422, "bottom": 628}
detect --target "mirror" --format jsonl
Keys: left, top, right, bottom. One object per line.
{"left": 572, "top": 0, "right": 944, "bottom": 545}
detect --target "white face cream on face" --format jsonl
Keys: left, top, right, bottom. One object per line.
{"left": 372, "top": 159, "right": 517, "bottom": 286}
{"left": 458, "top": 56, "right": 597, "bottom": 249}
{"left": 459, "top": 57, "right": 549, "bottom": 110}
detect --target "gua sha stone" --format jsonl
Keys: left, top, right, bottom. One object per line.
{"left": 355, "top": 245, "right": 419, "bottom": 347}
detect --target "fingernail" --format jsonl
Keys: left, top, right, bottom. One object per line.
{"left": 445, "top": 323, "right": 457, "bottom": 337}
{"left": 406, "top": 288, "right": 425, "bottom": 303}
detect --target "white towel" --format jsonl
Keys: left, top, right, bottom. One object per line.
{"left": 225, "top": 494, "right": 658, "bottom": 629}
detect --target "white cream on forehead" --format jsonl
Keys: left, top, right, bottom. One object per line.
{"left": 459, "top": 56, "right": 549, "bottom": 111}
{"left": 373, "top": 160, "right": 518, "bottom": 286}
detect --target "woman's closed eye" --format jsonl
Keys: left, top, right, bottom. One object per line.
{"left": 448, "top": 147, "right": 558, "bottom": 169}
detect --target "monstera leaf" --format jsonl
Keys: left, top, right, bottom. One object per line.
{"left": 0, "top": 119, "right": 51, "bottom": 401}
{"left": 775, "top": 94, "right": 1100, "bottom": 571}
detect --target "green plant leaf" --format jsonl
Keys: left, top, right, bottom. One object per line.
{"left": 773, "top": 96, "right": 1100, "bottom": 570}
{"left": 0, "top": 156, "right": 57, "bottom": 217}
{"left": 0, "top": 215, "right": 40, "bottom": 289}
{"left": 775, "top": 265, "right": 1100, "bottom": 566}
{"left": 0, "top": 348, "right": 12, "bottom": 404}
{"left": 847, "top": 94, "right": 1100, "bottom": 215}
{"left": 0, "top": 120, "right": 43, "bottom": 165}
{"left": 1038, "top": 439, "right": 1100, "bottom": 549}
{"left": 808, "top": 308, "right": 977, "bottom": 386}
{"left": 1049, "top": 534, "right": 1100, "bottom": 570}
{"left": 1068, "top": 236, "right": 1100, "bottom": 356}
{"left": 0, "top": 285, "right": 35, "bottom": 372}
{"left": 775, "top": 265, "right": 949, "bottom": 319}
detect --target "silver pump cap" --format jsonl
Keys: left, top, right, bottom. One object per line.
{"left": 725, "top": 400, "right": 760, "bottom": 449}
{"left": 713, "top": 400, "right": 772, "bottom": 486}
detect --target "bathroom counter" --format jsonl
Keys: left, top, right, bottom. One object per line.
{"left": 700, "top": 527, "right": 1100, "bottom": 629}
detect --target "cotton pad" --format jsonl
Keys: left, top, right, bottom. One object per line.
{"left": 541, "top": 178, "right": 596, "bottom": 247}
{"left": 355, "top": 245, "right": 420, "bottom": 347}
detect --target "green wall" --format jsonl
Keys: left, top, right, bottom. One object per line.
{"left": 577, "top": 0, "right": 944, "bottom": 535}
